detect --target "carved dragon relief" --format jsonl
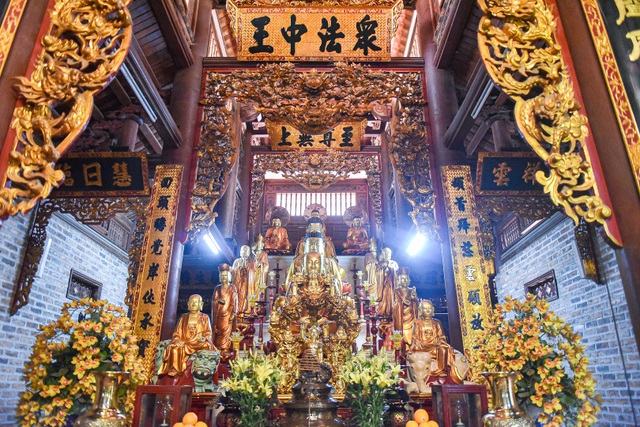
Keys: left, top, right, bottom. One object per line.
{"left": 477, "top": 0, "right": 618, "bottom": 244}
{"left": 195, "top": 63, "right": 435, "bottom": 241}
{"left": 0, "top": 0, "right": 133, "bottom": 219}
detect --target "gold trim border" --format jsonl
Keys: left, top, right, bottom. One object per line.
{"left": 441, "top": 165, "right": 492, "bottom": 358}
{"left": 580, "top": 0, "right": 640, "bottom": 194}
{"left": 0, "top": 0, "right": 27, "bottom": 76}
{"left": 131, "top": 165, "right": 183, "bottom": 377}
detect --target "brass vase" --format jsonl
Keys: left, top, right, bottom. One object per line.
{"left": 482, "top": 372, "right": 534, "bottom": 427}
{"left": 74, "top": 371, "right": 129, "bottom": 427}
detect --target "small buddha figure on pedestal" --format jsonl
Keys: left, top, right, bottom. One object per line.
{"left": 264, "top": 217, "right": 292, "bottom": 253}
{"left": 343, "top": 215, "right": 369, "bottom": 254}
{"left": 158, "top": 294, "right": 216, "bottom": 377}
{"left": 409, "top": 300, "right": 464, "bottom": 384}
{"left": 212, "top": 264, "right": 238, "bottom": 359}
{"left": 392, "top": 267, "right": 418, "bottom": 347}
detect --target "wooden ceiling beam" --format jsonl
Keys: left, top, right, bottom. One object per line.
{"left": 122, "top": 47, "right": 183, "bottom": 149}
{"left": 148, "top": 0, "right": 195, "bottom": 68}
{"left": 433, "top": 0, "right": 476, "bottom": 69}
{"left": 442, "top": 59, "right": 492, "bottom": 150}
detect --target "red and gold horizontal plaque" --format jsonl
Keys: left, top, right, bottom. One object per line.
{"left": 268, "top": 120, "right": 364, "bottom": 151}
{"left": 441, "top": 165, "right": 493, "bottom": 358}
{"left": 227, "top": 0, "right": 402, "bottom": 61}
{"left": 131, "top": 165, "right": 183, "bottom": 376}
{"left": 53, "top": 152, "right": 149, "bottom": 197}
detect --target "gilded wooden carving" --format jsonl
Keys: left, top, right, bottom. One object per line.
{"left": 197, "top": 63, "right": 434, "bottom": 241}
{"left": 0, "top": 0, "right": 132, "bottom": 218}
{"left": 477, "top": 0, "right": 616, "bottom": 242}
{"left": 10, "top": 197, "right": 147, "bottom": 315}
{"left": 249, "top": 151, "right": 382, "bottom": 227}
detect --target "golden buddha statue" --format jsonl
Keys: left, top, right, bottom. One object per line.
{"left": 232, "top": 245, "right": 256, "bottom": 316}
{"left": 252, "top": 235, "right": 269, "bottom": 299}
{"left": 264, "top": 217, "right": 292, "bottom": 253}
{"left": 343, "top": 215, "right": 369, "bottom": 253}
{"left": 373, "top": 247, "right": 398, "bottom": 318}
{"left": 392, "top": 267, "right": 418, "bottom": 346}
{"left": 409, "top": 300, "right": 463, "bottom": 383}
{"left": 211, "top": 264, "right": 238, "bottom": 357}
{"left": 158, "top": 294, "right": 215, "bottom": 377}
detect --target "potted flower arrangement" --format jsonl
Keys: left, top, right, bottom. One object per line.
{"left": 15, "top": 298, "right": 147, "bottom": 427}
{"left": 218, "top": 352, "right": 283, "bottom": 427}
{"left": 471, "top": 294, "right": 600, "bottom": 427}
{"left": 337, "top": 351, "right": 402, "bottom": 427}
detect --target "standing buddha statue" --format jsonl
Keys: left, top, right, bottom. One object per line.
{"left": 252, "top": 235, "right": 269, "bottom": 300}
{"left": 232, "top": 245, "right": 256, "bottom": 316}
{"left": 392, "top": 267, "right": 418, "bottom": 346}
{"left": 373, "top": 247, "right": 398, "bottom": 318}
{"left": 211, "top": 264, "right": 238, "bottom": 358}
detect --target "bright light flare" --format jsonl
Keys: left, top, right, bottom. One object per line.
{"left": 407, "top": 233, "right": 427, "bottom": 256}
{"left": 203, "top": 231, "right": 220, "bottom": 254}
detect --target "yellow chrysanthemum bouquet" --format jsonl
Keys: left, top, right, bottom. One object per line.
{"left": 218, "top": 352, "right": 283, "bottom": 427}
{"left": 338, "top": 351, "right": 402, "bottom": 427}
{"left": 471, "top": 294, "right": 600, "bottom": 427}
{"left": 16, "top": 298, "right": 147, "bottom": 427}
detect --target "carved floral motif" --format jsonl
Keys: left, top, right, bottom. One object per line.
{"left": 196, "top": 63, "right": 435, "bottom": 241}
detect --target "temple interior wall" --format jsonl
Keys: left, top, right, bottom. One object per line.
{"left": 0, "top": 213, "right": 129, "bottom": 426}
{"left": 495, "top": 214, "right": 640, "bottom": 426}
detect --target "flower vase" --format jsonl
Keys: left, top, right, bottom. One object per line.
{"left": 482, "top": 372, "right": 534, "bottom": 427}
{"left": 74, "top": 371, "right": 129, "bottom": 427}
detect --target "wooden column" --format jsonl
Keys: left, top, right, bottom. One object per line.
{"left": 416, "top": 0, "right": 467, "bottom": 350}
{"left": 160, "top": 0, "right": 213, "bottom": 339}
{"left": 236, "top": 137, "right": 253, "bottom": 246}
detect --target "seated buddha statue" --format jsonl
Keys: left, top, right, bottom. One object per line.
{"left": 264, "top": 217, "right": 292, "bottom": 253}
{"left": 408, "top": 300, "right": 463, "bottom": 384}
{"left": 158, "top": 294, "right": 216, "bottom": 377}
{"left": 343, "top": 215, "right": 369, "bottom": 253}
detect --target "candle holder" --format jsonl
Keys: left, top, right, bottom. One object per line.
{"left": 231, "top": 331, "right": 243, "bottom": 360}
{"left": 391, "top": 330, "right": 403, "bottom": 362}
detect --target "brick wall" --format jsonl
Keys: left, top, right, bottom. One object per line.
{"left": 0, "top": 212, "right": 129, "bottom": 426}
{"left": 495, "top": 215, "right": 640, "bottom": 426}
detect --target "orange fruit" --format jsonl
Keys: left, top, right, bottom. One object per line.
{"left": 172, "top": 423, "right": 184, "bottom": 427}
{"left": 406, "top": 421, "right": 419, "bottom": 427}
{"left": 414, "top": 408, "right": 429, "bottom": 423}
{"left": 426, "top": 421, "right": 439, "bottom": 427}
{"left": 182, "top": 412, "right": 198, "bottom": 425}
{"left": 195, "top": 423, "right": 207, "bottom": 427}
